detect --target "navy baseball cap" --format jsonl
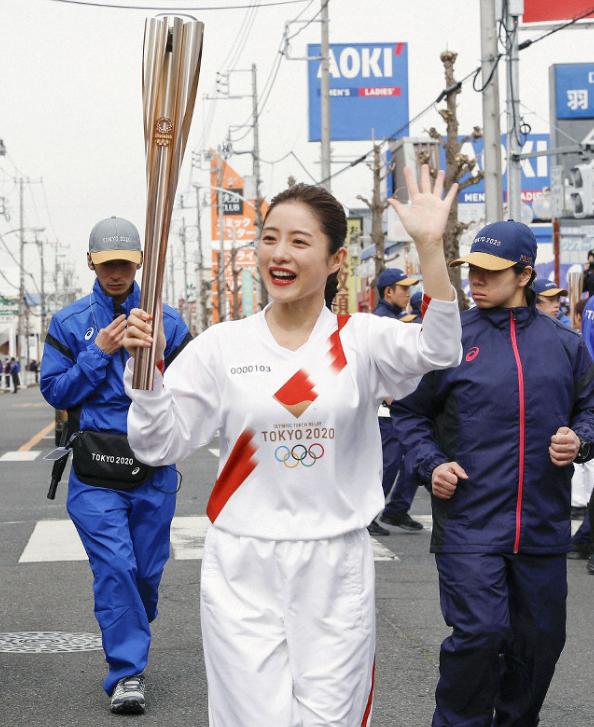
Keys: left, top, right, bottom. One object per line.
{"left": 377, "top": 268, "right": 417, "bottom": 290}
{"left": 532, "top": 278, "right": 567, "bottom": 297}
{"left": 449, "top": 220, "right": 537, "bottom": 271}
{"left": 410, "top": 291, "right": 422, "bottom": 313}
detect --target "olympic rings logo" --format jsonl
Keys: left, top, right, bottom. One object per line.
{"left": 274, "top": 443, "right": 325, "bottom": 468}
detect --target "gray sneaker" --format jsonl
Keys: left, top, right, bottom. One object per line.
{"left": 110, "top": 675, "right": 146, "bottom": 714}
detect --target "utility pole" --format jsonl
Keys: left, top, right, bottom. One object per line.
{"left": 231, "top": 233, "right": 240, "bottom": 320}
{"left": 17, "top": 177, "right": 25, "bottom": 363}
{"left": 34, "top": 229, "right": 47, "bottom": 339}
{"left": 504, "top": 0, "right": 523, "bottom": 220}
{"left": 217, "top": 157, "right": 226, "bottom": 322}
{"left": 194, "top": 185, "right": 208, "bottom": 332}
{"left": 169, "top": 241, "right": 176, "bottom": 308}
{"left": 320, "top": 0, "right": 332, "bottom": 190}
{"left": 180, "top": 216, "right": 189, "bottom": 321}
{"left": 356, "top": 140, "right": 386, "bottom": 290}
{"left": 251, "top": 62, "right": 268, "bottom": 308}
{"left": 480, "top": 0, "right": 503, "bottom": 221}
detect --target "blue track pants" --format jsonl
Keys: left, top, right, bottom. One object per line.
{"left": 67, "top": 470, "right": 176, "bottom": 694}
{"left": 433, "top": 553, "right": 567, "bottom": 727}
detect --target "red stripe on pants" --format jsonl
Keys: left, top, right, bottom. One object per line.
{"left": 361, "top": 659, "right": 376, "bottom": 727}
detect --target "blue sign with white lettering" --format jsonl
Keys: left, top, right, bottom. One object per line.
{"left": 385, "top": 133, "right": 550, "bottom": 205}
{"left": 308, "top": 42, "right": 409, "bottom": 142}
{"left": 555, "top": 63, "right": 594, "bottom": 119}
{"left": 456, "top": 133, "right": 551, "bottom": 205}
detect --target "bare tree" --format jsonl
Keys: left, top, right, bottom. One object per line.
{"left": 357, "top": 143, "right": 389, "bottom": 290}
{"left": 420, "top": 50, "right": 484, "bottom": 309}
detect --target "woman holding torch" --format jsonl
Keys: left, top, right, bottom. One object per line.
{"left": 122, "top": 166, "right": 461, "bottom": 725}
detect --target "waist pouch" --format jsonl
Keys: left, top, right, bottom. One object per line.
{"left": 71, "top": 430, "right": 154, "bottom": 491}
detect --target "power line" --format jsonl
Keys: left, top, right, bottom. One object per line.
{"left": 226, "top": 0, "right": 319, "bottom": 143}
{"left": 0, "top": 268, "right": 19, "bottom": 291}
{"left": 224, "top": 2, "right": 260, "bottom": 72}
{"left": 44, "top": 0, "right": 309, "bottom": 9}
{"left": 518, "top": 5, "right": 594, "bottom": 49}
{"left": 285, "top": 0, "right": 325, "bottom": 41}
{"left": 317, "top": 4, "right": 594, "bottom": 188}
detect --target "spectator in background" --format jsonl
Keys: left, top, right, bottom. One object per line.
{"left": 570, "top": 296, "right": 594, "bottom": 571}
{"left": 9, "top": 357, "right": 20, "bottom": 394}
{"left": 29, "top": 359, "right": 39, "bottom": 384}
{"left": 3, "top": 358, "right": 10, "bottom": 390}
{"left": 583, "top": 249, "right": 594, "bottom": 297}
{"left": 532, "top": 278, "right": 568, "bottom": 322}
{"left": 380, "top": 290, "right": 426, "bottom": 532}
{"left": 370, "top": 267, "right": 419, "bottom": 537}
{"left": 399, "top": 290, "right": 423, "bottom": 324}
{"left": 373, "top": 268, "right": 418, "bottom": 320}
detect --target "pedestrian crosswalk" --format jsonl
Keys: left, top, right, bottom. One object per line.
{"left": 0, "top": 451, "right": 42, "bottom": 462}
{"left": 18, "top": 517, "right": 400, "bottom": 564}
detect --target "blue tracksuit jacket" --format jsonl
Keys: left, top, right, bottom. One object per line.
{"left": 393, "top": 304, "right": 594, "bottom": 555}
{"left": 40, "top": 279, "right": 191, "bottom": 695}
{"left": 373, "top": 299, "right": 403, "bottom": 319}
{"left": 40, "top": 278, "right": 191, "bottom": 432}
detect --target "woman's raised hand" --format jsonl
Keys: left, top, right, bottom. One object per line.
{"left": 388, "top": 165, "right": 458, "bottom": 253}
{"left": 123, "top": 308, "right": 166, "bottom": 361}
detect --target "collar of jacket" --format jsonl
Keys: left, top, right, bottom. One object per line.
{"left": 92, "top": 278, "right": 140, "bottom": 317}
{"left": 477, "top": 302, "right": 537, "bottom": 330}
{"left": 374, "top": 299, "right": 403, "bottom": 318}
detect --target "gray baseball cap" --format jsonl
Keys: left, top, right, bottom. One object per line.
{"left": 88, "top": 216, "right": 142, "bottom": 265}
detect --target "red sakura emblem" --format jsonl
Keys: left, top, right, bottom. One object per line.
{"left": 465, "top": 346, "right": 480, "bottom": 362}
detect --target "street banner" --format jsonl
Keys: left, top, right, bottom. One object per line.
{"left": 210, "top": 155, "right": 267, "bottom": 241}
{"left": 345, "top": 216, "right": 363, "bottom": 313}
{"left": 308, "top": 42, "right": 409, "bottom": 142}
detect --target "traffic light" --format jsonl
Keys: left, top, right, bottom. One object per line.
{"left": 569, "top": 161, "right": 594, "bottom": 218}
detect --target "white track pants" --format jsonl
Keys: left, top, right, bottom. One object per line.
{"left": 200, "top": 526, "right": 376, "bottom": 727}
{"left": 572, "top": 460, "right": 594, "bottom": 507}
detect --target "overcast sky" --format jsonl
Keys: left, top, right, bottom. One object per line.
{"left": 1, "top": 0, "right": 593, "bottom": 298}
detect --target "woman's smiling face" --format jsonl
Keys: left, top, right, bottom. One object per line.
{"left": 258, "top": 200, "right": 344, "bottom": 305}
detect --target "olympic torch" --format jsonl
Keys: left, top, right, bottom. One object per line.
{"left": 133, "top": 15, "right": 204, "bottom": 390}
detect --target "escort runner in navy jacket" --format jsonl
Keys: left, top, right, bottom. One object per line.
{"left": 41, "top": 278, "right": 190, "bottom": 432}
{"left": 393, "top": 302, "right": 594, "bottom": 554}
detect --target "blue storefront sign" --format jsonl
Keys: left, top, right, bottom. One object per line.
{"left": 457, "top": 133, "right": 551, "bottom": 205}
{"left": 554, "top": 63, "right": 594, "bottom": 120}
{"left": 308, "top": 42, "right": 409, "bottom": 142}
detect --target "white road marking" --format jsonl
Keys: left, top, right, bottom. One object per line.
{"left": 170, "top": 516, "right": 210, "bottom": 560}
{"left": 371, "top": 539, "right": 399, "bottom": 561}
{"left": 413, "top": 514, "right": 433, "bottom": 530}
{"left": 208, "top": 448, "right": 220, "bottom": 458}
{"left": 19, "top": 520, "right": 86, "bottom": 562}
{"left": 571, "top": 518, "right": 584, "bottom": 536}
{"left": 0, "top": 451, "right": 42, "bottom": 462}
{"left": 19, "top": 517, "right": 401, "bottom": 563}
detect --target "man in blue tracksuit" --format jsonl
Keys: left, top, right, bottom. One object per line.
{"left": 393, "top": 220, "right": 594, "bottom": 727}
{"left": 369, "top": 268, "right": 421, "bottom": 536}
{"left": 381, "top": 290, "right": 425, "bottom": 529}
{"left": 40, "top": 216, "right": 191, "bottom": 714}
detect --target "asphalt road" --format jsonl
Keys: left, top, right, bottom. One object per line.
{"left": 1, "top": 385, "right": 593, "bottom": 726}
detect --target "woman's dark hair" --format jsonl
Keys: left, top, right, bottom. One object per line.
{"left": 263, "top": 183, "right": 347, "bottom": 309}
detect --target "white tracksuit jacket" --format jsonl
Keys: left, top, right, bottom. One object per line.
{"left": 125, "top": 297, "right": 461, "bottom": 539}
